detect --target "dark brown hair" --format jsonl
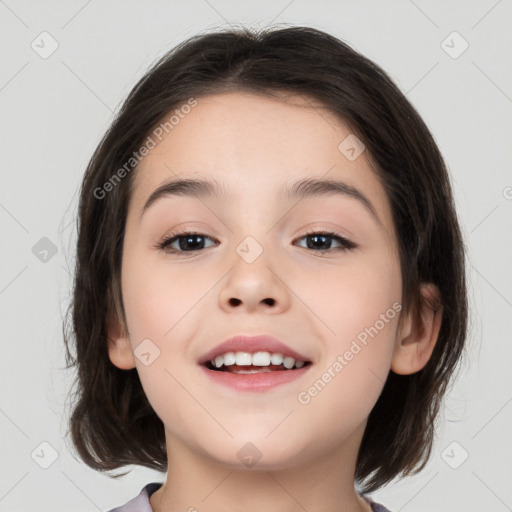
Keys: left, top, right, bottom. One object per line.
{"left": 62, "top": 25, "right": 468, "bottom": 493}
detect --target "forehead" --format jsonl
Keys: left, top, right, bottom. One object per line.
{"left": 130, "top": 91, "right": 392, "bottom": 228}
{"left": 135, "top": 92, "right": 349, "bottom": 180}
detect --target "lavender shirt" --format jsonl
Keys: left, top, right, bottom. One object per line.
{"left": 106, "top": 483, "right": 392, "bottom": 512}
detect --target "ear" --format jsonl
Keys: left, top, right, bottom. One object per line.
{"left": 106, "top": 314, "right": 136, "bottom": 370}
{"left": 391, "top": 283, "right": 443, "bottom": 375}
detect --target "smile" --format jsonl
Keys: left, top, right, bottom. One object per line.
{"left": 200, "top": 352, "right": 312, "bottom": 392}
{"left": 207, "top": 350, "right": 309, "bottom": 372}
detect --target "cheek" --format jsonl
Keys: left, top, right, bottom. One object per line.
{"left": 121, "top": 250, "right": 212, "bottom": 344}
{"left": 120, "top": 269, "right": 198, "bottom": 439}
{"left": 296, "top": 248, "right": 401, "bottom": 344}
{"left": 120, "top": 252, "right": 218, "bottom": 427}
{"left": 333, "top": 266, "right": 401, "bottom": 357}
{"left": 294, "top": 307, "right": 400, "bottom": 449}
{"left": 293, "top": 252, "right": 401, "bottom": 414}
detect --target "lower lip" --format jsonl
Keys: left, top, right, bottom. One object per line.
{"left": 199, "top": 364, "right": 311, "bottom": 391}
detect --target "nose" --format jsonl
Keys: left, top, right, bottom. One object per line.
{"left": 217, "top": 243, "right": 291, "bottom": 314}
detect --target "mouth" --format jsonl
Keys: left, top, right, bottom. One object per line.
{"left": 198, "top": 335, "right": 313, "bottom": 391}
{"left": 200, "top": 357, "right": 313, "bottom": 392}
{"left": 203, "top": 351, "right": 312, "bottom": 374}
{"left": 198, "top": 334, "right": 312, "bottom": 367}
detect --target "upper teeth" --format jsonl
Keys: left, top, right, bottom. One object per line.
{"left": 211, "top": 351, "right": 306, "bottom": 369}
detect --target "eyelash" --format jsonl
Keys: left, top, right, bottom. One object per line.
{"left": 157, "top": 229, "right": 356, "bottom": 254}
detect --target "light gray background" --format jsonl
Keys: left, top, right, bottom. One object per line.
{"left": 1, "top": 1, "right": 511, "bottom": 511}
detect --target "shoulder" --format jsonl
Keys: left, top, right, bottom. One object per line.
{"left": 370, "top": 503, "right": 393, "bottom": 512}
{"left": 105, "top": 482, "right": 163, "bottom": 512}
{"left": 361, "top": 494, "right": 393, "bottom": 512}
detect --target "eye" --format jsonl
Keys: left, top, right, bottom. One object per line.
{"left": 158, "top": 230, "right": 356, "bottom": 254}
{"left": 293, "top": 231, "right": 356, "bottom": 252}
{"left": 158, "top": 231, "right": 218, "bottom": 253}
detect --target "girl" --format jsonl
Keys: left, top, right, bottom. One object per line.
{"left": 63, "top": 25, "right": 468, "bottom": 512}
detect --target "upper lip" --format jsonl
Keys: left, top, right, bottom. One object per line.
{"left": 197, "top": 335, "right": 311, "bottom": 365}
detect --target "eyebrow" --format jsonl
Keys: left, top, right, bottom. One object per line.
{"left": 140, "top": 176, "right": 381, "bottom": 224}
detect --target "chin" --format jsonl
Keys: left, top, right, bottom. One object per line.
{"left": 199, "top": 435, "right": 312, "bottom": 472}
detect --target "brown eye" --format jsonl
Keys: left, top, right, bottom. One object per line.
{"left": 159, "top": 232, "right": 217, "bottom": 253}
{"left": 294, "top": 231, "right": 356, "bottom": 252}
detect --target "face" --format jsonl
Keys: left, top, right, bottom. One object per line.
{"left": 110, "top": 91, "right": 404, "bottom": 470}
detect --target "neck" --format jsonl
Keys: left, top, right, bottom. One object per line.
{"left": 150, "top": 423, "right": 372, "bottom": 512}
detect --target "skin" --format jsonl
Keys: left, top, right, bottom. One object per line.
{"left": 107, "top": 91, "right": 443, "bottom": 512}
